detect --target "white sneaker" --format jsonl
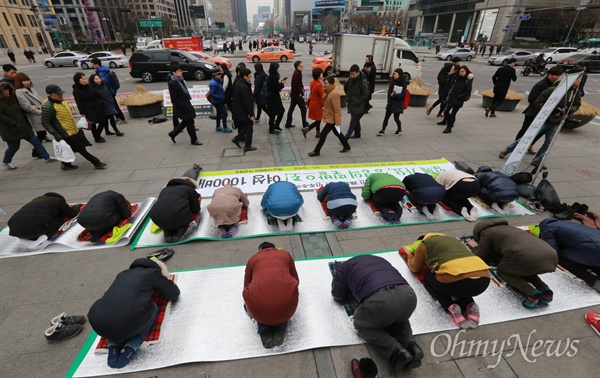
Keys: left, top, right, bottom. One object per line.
{"left": 2, "top": 162, "right": 17, "bottom": 170}
{"left": 376, "top": 131, "right": 384, "bottom": 136}
{"left": 491, "top": 202, "right": 505, "bottom": 214}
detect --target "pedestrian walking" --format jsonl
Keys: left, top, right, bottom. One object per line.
{"left": 488, "top": 46, "right": 494, "bottom": 58}
{"left": 121, "top": 44, "right": 126, "bottom": 56}
{"left": 496, "top": 45, "right": 502, "bottom": 55}
{"left": 91, "top": 58, "right": 127, "bottom": 125}
{"left": 266, "top": 62, "right": 286, "bottom": 133}
{"left": 285, "top": 61, "right": 308, "bottom": 129}
{"left": 343, "top": 64, "right": 370, "bottom": 139}
{"left": 231, "top": 67, "right": 256, "bottom": 151}
{"left": 440, "top": 65, "right": 474, "bottom": 134}
{"left": 485, "top": 58, "right": 517, "bottom": 118}
{"left": 364, "top": 55, "right": 376, "bottom": 112}
{"left": 253, "top": 62, "right": 268, "bottom": 124}
{"left": 481, "top": 45, "right": 486, "bottom": 57}
{"left": 309, "top": 42, "right": 313, "bottom": 55}
{"left": 302, "top": 67, "right": 324, "bottom": 138}
{"left": 377, "top": 68, "right": 407, "bottom": 136}
{"left": 167, "top": 63, "right": 202, "bottom": 145}
{"left": 209, "top": 71, "right": 232, "bottom": 133}
{"left": 14, "top": 73, "right": 52, "bottom": 143}
{"left": 89, "top": 73, "right": 124, "bottom": 137}
{"left": 427, "top": 57, "right": 461, "bottom": 118}
{"left": 7, "top": 49, "right": 16, "bottom": 64}
{"left": 72, "top": 72, "right": 105, "bottom": 143}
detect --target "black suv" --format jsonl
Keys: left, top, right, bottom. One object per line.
{"left": 129, "top": 49, "right": 219, "bottom": 82}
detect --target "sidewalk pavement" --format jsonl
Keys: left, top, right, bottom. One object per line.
{"left": 0, "top": 94, "right": 599, "bottom": 377}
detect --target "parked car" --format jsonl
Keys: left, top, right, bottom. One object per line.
{"left": 129, "top": 49, "right": 219, "bottom": 83}
{"left": 488, "top": 50, "right": 536, "bottom": 66}
{"left": 189, "top": 51, "right": 232, "bottom": 68}
{"left": 43, "top": 51, "right": 88, "bottom": 68}
{"left": 436, "top": 48, "right": 475, "bottom": 61}
{"left": 203, "top": 40, "right": 212, "bottom": 51}
{"left": 78, "top": 52, "right": 128, "bottom": 69}
{"left": 557, "top": 54, "right": 600, "bottom": 72}
{"left": 246, "top": 46, "right": 294, "bottom": 63}
{"left": 312, "top": 54, "right": 332, "bottom": 76}
{"left": 537, "top": 47, "right": 578, "bottom": 63}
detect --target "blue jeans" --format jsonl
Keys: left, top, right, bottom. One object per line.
{"left": 3, "top": 134, "right": 50, "bottom": 164}
{"left": 108, "top": 302, "right": 158, "bottom": 351}
{"left": 506, "top": 122, "right": 559, "bottom": 164}
{"left": 215, "top": 103, "right": 228, "bottom": 128}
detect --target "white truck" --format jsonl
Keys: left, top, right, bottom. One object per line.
{"left": 332, "top": 34, "right": 423, "bottom": 80}
{"left": 135, "top": 37, "right": 153, "bottom": 50}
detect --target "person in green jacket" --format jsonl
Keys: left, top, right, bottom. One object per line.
{"left": 362, "top": 173, "right": 406, "bottom": 222}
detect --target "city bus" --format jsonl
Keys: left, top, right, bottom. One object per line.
{"left": 577, "top": 38, "right": 600, "bottom": 54}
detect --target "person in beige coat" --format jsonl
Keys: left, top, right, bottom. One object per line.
{"left": 207, "top": 185, "right": 250, "bottom": 238}
{"left": 14, "top": 73, "right": 52, "bottom": 143}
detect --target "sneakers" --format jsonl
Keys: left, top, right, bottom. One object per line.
{"left": 308, "top": 151, "right": 320, "bottom": 157}
{"left": 222, "top": 127, "right": 233, "bottom": 133}
{"left": 51, "top": 312, "right": 86, "bottom": 326}
{"left": 448, "top": 303, "right": 468, "bottom": 328}
{"left": 585, "top": 312, "right": 600, "bottom": 336}
{"left": 244, "top": 146, "right": 257, "bottom": 152}
{"left": 2, "top": 162, "right": 17, "bottom": 170}
{"left": 539, "top": 289, "right": 554, "bottom": 307}
{"left": 376, "top": 130, "right": 384, "bottom": 136}
{"left": 394, "top": 130, "right": 401, "bottom": 135}
{"left": 95, "top": 162, "right": 107, "bottom": 170}
{"left": 523, "top": 290, "right": 541, "bottom": 309}
{"left": 216, "top": 127, "right": 224, "bottom": 132}
{"left": 61, "top": 163, "right": 79, "bottom": 170}
{"left": 45, "top": 322, "right": 83, "bottom": 342}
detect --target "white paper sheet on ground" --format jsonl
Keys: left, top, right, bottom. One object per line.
{"left": 131, "top": 189, "right": 534, "bottom": 249}
{"left": 69, "top": 251, "right": 600, "bottom": 377}
{"left": 0, "top": 198, "right": 156, "bottom": 258}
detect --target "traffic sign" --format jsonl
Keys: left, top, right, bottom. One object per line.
{"left": 314, "top": 24, "right": 322, "bottom": 31}
{"left": 518, "top": 15, "right": 531, "bottom": 21}
{"left": 139, "top": 20, "right": 163, "bottom": 28}
{"left": 275, "top": 27, "right": 281, "bottom": 32}
{"left": 264, "top": 28, "right": 271, "bottom": 33}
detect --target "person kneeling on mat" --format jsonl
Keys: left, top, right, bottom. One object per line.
{"left": 406, "top": 233, "right": 490, "bottom": 329}
{"left": 475, "top": 166, "right": 519, "bottom": 214}
{"left": 243, "top": 242, "right": 299, "bottom": 349}
{"left": 8, "top": 192, "right": 81, "bottom": 249}
{"left": 149, "top": 164, "right": 202, "bottom": 243}
{"left": 207, "top": 184, "right": 250, "bottom": 238}
{"left": 361, "top": 173, "right": 405, "bottom": 222}
{"left": 435, "top": 169, "right": 480, "bottom": 221}
{"left": 403, "top": 173, "right": 446, "bottom": 220}
{"left": 536, "top": 218, "right": 600, "bottom": 293}
{"left": 317, "top": 181, "right": 357, "bottom": 229}
{"left": 88, "top": 258, "right": 180, "bottom": 368}
{"left": 332, "top": 255, "right": 423, "bottom": 371}
{"left": 77, "top": 190, "right": 132, "bottom": 242}
{"left": 466, "top": 219, "right": 557, "bottom": 308}
{"left": 261, "top": 181, "right": 304, "bottom": 231}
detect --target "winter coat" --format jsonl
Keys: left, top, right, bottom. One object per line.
{"left": 332, "top": 255, "right": 408, "bottom": 303}
{"left": 207, "top": 186, "right": 250, "bottom": 226}
{"left": 209, "top": 76, "right": 226, "bottom": 105}
{"left": 386, "top": 77, "right": 407, "bottom": 114}
{"left": 266, "top": 73, "right": 285, "bottom": 115}
{"left": 533, "top": 83, "right": 581, "bottom": 125}
{"left": 253, "top": 73, "right": 267, "bottom": 106}
{"left": 41, "top": 97, "right": 78, "bottom": 140}
{"left": 435, "top": 169, "right": 477, "bottom": 190}
{"left": 403, "top": 173, "right": 446, "bottom": 203}
{"left": 445, "top": 73, "right": 473, "bottom": 108}
{"left": 222, "top": 74, "right": 233, "bottom": 103}
{"left": 150, "top": 178, "right": 201, "bottom": 231}
{"left": 317, "top": 181, "right": 356, "bottom": 202}
{"left": 231, "top": 77, "right": 254, "bottom": 122}
{"left": 361, "top": 173, "right": 404, "bottom": 200}
{"left": 95, "top": 65, "right": 117, "bottom": 95}
{"left": 475, "top": 166, "right": 518, "bottom": 203}
{"left": 492, "top": 65, "right": 517, "bottom": 97}
{"left": 539, "top": 218, "right": 600, "bottom": 267}
{"left": 436, "top": 63, "right": 454, "bottom": 94}
{"left": 243, "top": 247, "right": 299, "bottom": 325}
{"left": 366, "top": 64, "right": 376, "bottom": 93}
{"left": 88, "top": 258, "right": 180, "bottom": 344}
{"left": 290, "top": 69, "right": 304, "bottom": 97}
{"left": 89, "top": 83, "right": 118, "bottom": 117}
{"left": 15, "top": 87, "right": 45, "bottom": 132}
{"left": 0, "top": 86, "right": 34, "bottom": 142}
{"left": 472, "top": 218, "right": 558, "bottom": 276}
{"left": 524, "top": 77, "right": 553, "bottom": 118}
{"left": 307, "top": 79, "right": 324, "bottom": 121}
{"left": 72, "top": 84, "right": 102, "bottom": 123}
{"left": 322, "top": 83, "right": 341, "bottom": 125}
{"left": 343, "top": 73, "right": 370, "bottom": 114}
{"left": 8, "top": 192, "right": 79, "bottom": 240}
{"left": 168, "top": 76, "right": 196, "bottom": 120}
{"left": 261, "top": 181, "right": 304, "bottom": 218}
{"left": 77, "top": 190, "right": 132, "bottom": 234}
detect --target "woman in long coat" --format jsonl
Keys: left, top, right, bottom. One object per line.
{"left": 302, "top": 67, "right": 324, "bottom": 138}
{"left": 72, "top": 72, "right": 105, "bottom": 143}
{"left": 266, "top": 62, "right": 286, "bottom": 134}
{"left": 14, "top": 73, "right": 51, "bottom": 143}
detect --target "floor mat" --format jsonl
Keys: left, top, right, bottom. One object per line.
{"left": 68, "top": 251, "right": 600, "bottom": 377}
{"left": 0, "top": 198, "right": 156, "bottom": 258}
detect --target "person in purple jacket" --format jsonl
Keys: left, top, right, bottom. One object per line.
{"left": 331, "top": 255, "right": 423, "bottom": 371}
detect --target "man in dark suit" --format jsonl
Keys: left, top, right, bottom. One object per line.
{"left": 167, "top": 63, "right": 202, "bottom": 145}
{"left": 231, "top": 67, "right": 257, "bottom": 151}
{"left": 486, "top": 58, "right": 517, "bottom": 118}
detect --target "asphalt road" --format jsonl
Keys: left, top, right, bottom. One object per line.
{"left": 17, "top": 42, "right": 599, "bottom": 101}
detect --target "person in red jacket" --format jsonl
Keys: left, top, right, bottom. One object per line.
{"left": 243, "top": 241, "right": 300, "bottom": 349}
{"left": 284, "top": 61, "right": 308, "bottom": 129}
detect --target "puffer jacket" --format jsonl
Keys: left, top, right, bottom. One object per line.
{"left": 209, "top": 76, "right": 226, "bottom": 105}
{"left": 89, "top": 82, "right": 118, "bottom": 116}
{"left": 361, "top": 173, "right": 404, "bottom": 200}
{"left": 15, "top": 87, "right": 45, "bottom": 132}
{"left": 343, "top": 73, "right": 370, "bottom": 114}
{"left": 475, "top": 166, "right": 518, "bottom": 203}
{"left": 472, "top": 218, "right": 557, "bottom": 276}
{"left": 445, "top": 73, "right": 474, "bottom": 108}
{"left": 77, "top": 190, "right": 131, "bottom": 234}
{"left": 253, "top": 73, "right": 267, "bottom": 106}
{"left": 150, "top": 178, "right": 201, "bottom": 231}
{"left": 0, "top": 83, "right": 34, "bottom": 142}
{"left": 88, "top": 258, "right": 180, "bottom": 344}
{"left": 72, "top": 83, "right": 102, "bottom": 123}
{"left": 261, "top": 181, "right": 304, "bottom": 217}
{"left": 41, "top": 97, "right": 78, "bottom": 140}
{"left": 322, "top": 83, "right": 341, "bottom": 125}
{"left": 539, "top": 218, "right": 600, "bottom": 267}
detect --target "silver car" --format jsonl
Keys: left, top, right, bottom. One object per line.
{"left": 203, "top": 40, "right": 212, "bottom": 51}
{"left": 436, "top": 48, "right": 475, "bottom": 61}
{"left": 488, "top": 50, "right": 535, "bottom": 66}
{"left": 43, "top": 51, "right": 88, "bottom": 68}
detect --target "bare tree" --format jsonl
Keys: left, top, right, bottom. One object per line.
{"left": 321, "top": 14, "right": 339, "bottom": 35}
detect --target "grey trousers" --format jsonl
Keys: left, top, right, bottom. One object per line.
{"left": 353, "top": 284, "right": 417, "bottom": 361}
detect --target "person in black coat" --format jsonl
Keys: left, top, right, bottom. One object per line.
{"left": 475, "top": 166, "right": 518, "bottom": 214}
{"left": 77, "top": 190, "right": 132, "bottom": 241}
{"left": 364, "top": 55, "right": 376, "bottom": 112}
{"left": 72, "top": 72, "right": 105, "bottom": 143}
{"left": 486, "top": 58, "right": 517, "bottom": 117}
{"left": 89, "top": 73, "right": 124, "bottom": 137}
{"left": 231, "top": 67, "right": 256, "bottom": 151}
{"left": 403, "top": 173, "right": 446, "bottom": 219}
{"left": 8, "top": 192, "right": 80, "bottom": 242}
{"left": 88, "top": 258, "right": 180, "bottom": 368}
{"left": 167, "top": 63, "right": 201, "bottom": 145}
{"left": 442, "top": 65, "right": 474, "bottom": 133}
{"left": 378, "top": 68, "right": 407, "bottom": 136}
{"left": 266, "top": 63, "right": 287, "bottom": 133}
{"left": 428, "top": 58, "right": 461, "bottom": 117}
{"left": 150, "top": 166, "right": 202, "bottom": 243}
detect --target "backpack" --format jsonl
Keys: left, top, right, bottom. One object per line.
{"left": 206, "top": 90, "right": 212, "bottom": 104}
{"left": 108, "top": 71, "right": 120, "bottom": 91}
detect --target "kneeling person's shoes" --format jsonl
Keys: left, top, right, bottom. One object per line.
{"left": 51, "top": 312, "right": 86, "bottom": 326}
{"left": 389, "top": 346, "right": 413, "bottom": 371}
{"left": 405, "top": 341, "right": 424, "bottom": 370}
{"left": 260, "top": 330, "right": 274, "bottom": 349}
{"left": 45, "top": 323, "right": 83, "bottom": 342}
{"left": 272, "top": 325, "right": 286, "bottom": 346}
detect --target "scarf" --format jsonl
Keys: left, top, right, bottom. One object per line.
{"left": 171, "top": 75, "right": 189, "bottom": 97}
